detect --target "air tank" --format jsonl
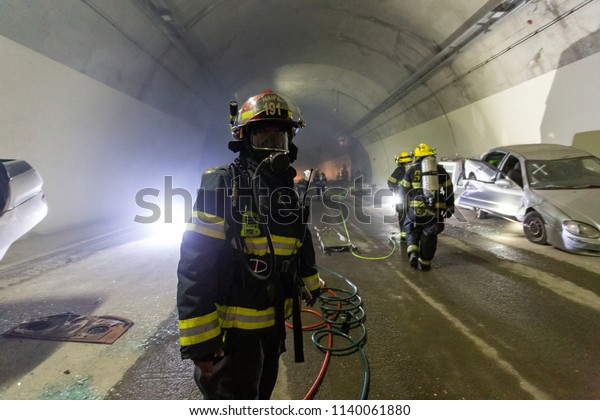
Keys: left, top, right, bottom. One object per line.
{"left": 421, "top": 156, "right": 438, "bottom": 206}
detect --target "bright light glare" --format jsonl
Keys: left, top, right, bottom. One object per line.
{"left": 381, "top": 192, "right": 401, "bottom": 208}
{"left": 150, "top": 199, "right": 188, "bottom": 244}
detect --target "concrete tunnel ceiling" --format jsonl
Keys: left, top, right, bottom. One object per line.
{"left": 1, "top": 0, "right": 598, "bottom": 188}
{"left": 149, "top": 0, "right": 497, "bottom": 171}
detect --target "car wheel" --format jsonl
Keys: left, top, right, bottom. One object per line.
{"left": 523, "top": 211, "right": 547, "bottom": 244}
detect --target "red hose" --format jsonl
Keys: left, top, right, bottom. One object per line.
{"left": 286, "top": 289, "right": 339, "bottom": 400}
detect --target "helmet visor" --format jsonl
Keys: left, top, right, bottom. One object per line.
{"left": 251, "top": 125, "right": 289, "bottom": 152}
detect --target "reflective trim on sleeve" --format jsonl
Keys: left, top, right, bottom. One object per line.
{"left": 185, "top": 211, "right": 226, "bottom": 240}
{"left": 302, "top": 272, "right": 320, "bottom": 292}
{"left": 178, "top": 311, "right": 221, "bottom": 346}
{"left": 408, "top": 200, "right": 425, "bottom": 208}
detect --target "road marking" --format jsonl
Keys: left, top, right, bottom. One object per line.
{"left": 393, "top": 268, "right": 552, "bottom": 399}
{"left": 446, "top": 237, "right": 600, "bottom": 312}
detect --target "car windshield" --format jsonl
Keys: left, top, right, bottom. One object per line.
{"left": 526, "top": 156, "right": 600, "bottom": 189}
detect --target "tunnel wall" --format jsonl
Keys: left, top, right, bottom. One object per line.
{"left": 0, "top": 35, "right": 206, "bottom": 236}
{"left": 368, "top": 51, "right": 600, "bottom": 186}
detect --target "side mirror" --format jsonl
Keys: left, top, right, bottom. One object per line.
{"left": 495, "top": 178, "right": 510, "bottom": 188}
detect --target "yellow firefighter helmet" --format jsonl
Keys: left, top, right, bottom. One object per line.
{"left": 414, "top": 143, "right": 436, "bottom": 157}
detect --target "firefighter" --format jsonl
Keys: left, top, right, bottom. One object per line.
{"left": 176, "top": 90, "right": 322, "bottom": 399}
{"left": 387, "top": 151, "right": 413, "bottom": 240}
{"left": 399, "top": 143, "right": 455, "bottom": 271}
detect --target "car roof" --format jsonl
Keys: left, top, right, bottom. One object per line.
{"left": 490, "top": 143, "right": 592, "bottom": 160}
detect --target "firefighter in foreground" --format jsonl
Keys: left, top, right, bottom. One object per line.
{"left": 177, "top": 90, "right": 322, "bottom": 399}
{"left": 399, "top": 143, "right": 455, "bottom": 271}
{"left": 387, "top": 151, "right": 413, "bottom": 240}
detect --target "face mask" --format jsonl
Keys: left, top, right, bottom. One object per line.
{"left": 250, "top": 127, "right": 289, "bottom": 152}
{"left": 264, "top": 152, "right": 290, "bottom": 174}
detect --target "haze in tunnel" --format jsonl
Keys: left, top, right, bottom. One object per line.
{"left": 0, "top": 0, "right": 599, "bottom": 244}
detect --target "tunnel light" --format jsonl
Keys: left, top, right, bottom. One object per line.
{"left": 153, "top": 219, "right": 186, "bottom": 243}
{"left": 150, "top": 199, "right": 188, "bottom": 244}
{"left": 158, "top": 9, "right": 173, "bottom": 22}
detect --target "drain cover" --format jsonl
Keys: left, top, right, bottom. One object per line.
{"left": 3, "top": 312, "right": 133, "bottom": 344}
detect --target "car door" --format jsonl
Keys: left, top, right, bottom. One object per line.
{"left": 464, "top": 150, "right": 507, "bottom": 181}
{"left": 457, "top": 154, "right": 525, "bottom": 218}
{"left": 488, "top": 154, "right": 525, "bottom": 218}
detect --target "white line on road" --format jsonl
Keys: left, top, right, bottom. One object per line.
{"left": 394, "top": 268, "right": 552, "bottom": 400}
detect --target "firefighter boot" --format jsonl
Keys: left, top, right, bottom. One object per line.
{"left": 408, "top": 252, "right": 419, "bottom": 269}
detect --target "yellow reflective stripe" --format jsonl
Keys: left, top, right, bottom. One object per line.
{"left": 243, "top": 237, "right": 269, "bottom": 256}
{"left": 243, "top": 235, "right": 301, "bottom": 256}
{"left": 271, "top": 235, "right": 301, "bottom": 256}
{"left": 407, "top": 245, "right": 419, "bottom": 253}
{"left": 186, "top": 211, "right": 226, "bottom": 240}
{"left": 216, "top": 304, "right": 275, "bottom": 329}
{"left": 179, "top": 311, "right": 221, "bottom": 346}
{"left": 193, "top": 211, "right": 224, "bottom": 224}
{"left": 241, "top": 110, "right": 254, "bottom": 121}
{"left": 303, "top": 273, "right": 320, "bottom": 292}
{"left": 388, "top": 176, "right": 397, "bottom": 183}
{"left": 400, "top": 179, "right": 411, "bottom": 188}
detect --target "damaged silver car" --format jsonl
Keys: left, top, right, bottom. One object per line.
{"left": 1, "top": 159, "right": 48, "bottom": 261}
{"left": 456, "top": 144, "right": 600, "bottom": 256}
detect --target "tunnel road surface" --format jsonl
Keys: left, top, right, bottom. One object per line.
{"left": 0, "top": 195, "right": 598, "bottom": 400}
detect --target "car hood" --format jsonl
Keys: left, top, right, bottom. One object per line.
{"left": 531, "top": 188, "right": 600, "bottom": 228}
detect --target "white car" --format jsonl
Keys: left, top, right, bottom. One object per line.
{"left": 1, "top": 159, "right": 48, "bottom": 261}
{"left": 457, "top": 144, "right": 600, "bottom": 256}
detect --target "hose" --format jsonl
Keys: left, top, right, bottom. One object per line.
{"left": 335, "top": 195, "right": 398, "bottom": 261}
{"left": 287, "top": 265, "right": 370, "bottom": 400}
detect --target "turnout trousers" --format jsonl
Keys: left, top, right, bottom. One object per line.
{"left": 404, "top": 216, "right": 444, "bottom": 267}
{"left": 194, "top": 327, "right": 284, "bottom": 400}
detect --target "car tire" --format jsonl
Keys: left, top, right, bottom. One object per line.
{"left": 523, "top": 211, "right": 547, "bottom": 244}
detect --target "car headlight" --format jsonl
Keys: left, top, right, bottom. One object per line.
{"left": 563, "top": 220, "right": 600, "bottom": 239}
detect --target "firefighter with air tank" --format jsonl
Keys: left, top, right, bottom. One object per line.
{"left": 176, "top": 90, "right": 322, "bottom": 399}
{"left": 399, "top": 143, "right": 455, "bottom": 271}
{"left": 388, "top": 151, "right": 413, "bottom": 240}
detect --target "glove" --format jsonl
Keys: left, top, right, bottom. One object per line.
{"left": 192, "top": 348, "right": 225, "bottom": 375}
{"left": 304, "top": 288, "right": 321, "bottom": 307}
{"left": 303, "top": 278, "right": 326, "bottom": 307}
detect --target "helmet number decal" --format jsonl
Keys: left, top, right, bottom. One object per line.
{"left": 266, "top": 101, "right": 282, "bottom": 116}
